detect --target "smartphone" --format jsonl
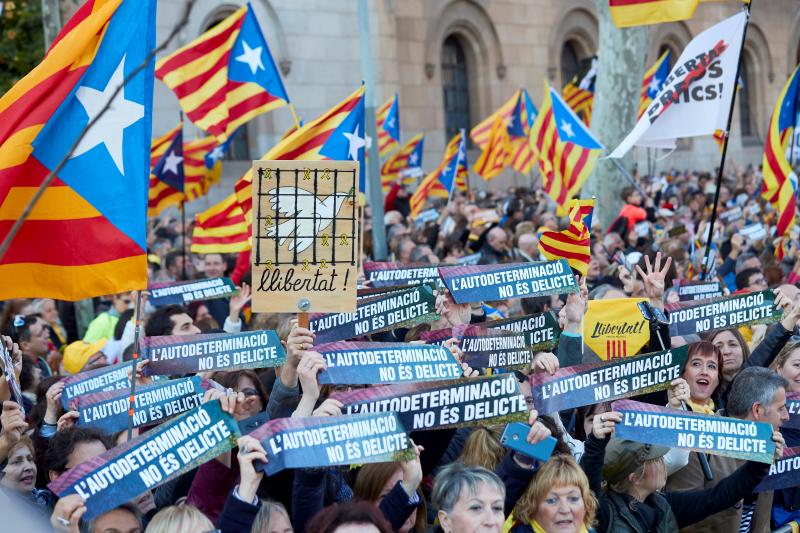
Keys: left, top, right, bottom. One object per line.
{"left": 238, "top": 411, "right": 270, "bottom": 435}
{"left": 0, "top": 343, "right": 24, "bottom": 413}
{"left": 500, "top": 422, "right": 557, "bottom": 462}
{"left": 612, "top": 251, "right": 630, "bottom": 273}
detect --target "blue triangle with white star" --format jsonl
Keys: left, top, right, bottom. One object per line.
{"left": 153, "top": 129, "right": 185, "bottom": 191}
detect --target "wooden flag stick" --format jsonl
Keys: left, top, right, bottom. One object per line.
{"left": 126, "top": 290, "right": 144, "bottom": 440}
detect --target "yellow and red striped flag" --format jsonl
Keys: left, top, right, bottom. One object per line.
{"left": 376, "top": 94, "right": 400, "bottom": 158}
{"left": 609, "top": 0, "right": 736, "bottom": 28}
{"left": 410, "top": 132, "right": 466, "bottom": 218}
{"left": 530, "top": 82, "right": 603, "bottom": 212}
{"left": 0, "top": 0, "right": 155, "bottom": 300}
{"left": 148, "top": 125, "right": 184, "bottom": 217}
{"left": 184, "top": 137, "right": 221, "bottom": 201}
{"left": 472, "top": 116, "right": 510, "bottom": 181}
{"left": 539, "top": 198, "right": 594, "bottom": 276}
{"left": 381, "top": 133, "right": 424, "bottom": 192}
{"left": 155, "top": 4, "right": 290, "bottom": 143}
{"left": 563, "top": 61, "right": 596, "bottom": 126}
{"left": 761, "top": 65, "right": 800, "bottom": 238}
{"left": 470, "top": 89, "right": 537, "bottom": 174}
{"left": 234, "top": 86, "right": 366, "bottom": 222}
{"left": 191, "top": 193, "right": 250, "bottom": 253}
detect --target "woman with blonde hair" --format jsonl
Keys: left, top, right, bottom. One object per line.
{"left": 145, "top": 503, "right": 214, "bottom": 533}
{"left": 504, "top": 455, "right": 597, "bottom": 533}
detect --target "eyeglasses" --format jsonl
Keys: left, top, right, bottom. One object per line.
{"left": 240, "top": 387, "right": 260, "bottom": 398}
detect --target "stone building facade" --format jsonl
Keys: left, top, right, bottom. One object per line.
{"left": 62, "top": 0, "right": 800, "bottom": 212}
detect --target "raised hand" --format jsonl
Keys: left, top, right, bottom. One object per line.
{"left": 635, "top": 251, "right": 673, "bottom": 302}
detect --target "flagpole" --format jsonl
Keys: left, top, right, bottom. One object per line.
{"left": 288, "top": 103, "right": 302, "bottom": 130}
{"left": 609, "top": 157, "right": 647, "bottom": 197}
{"left": 126, "top": 290, "right": 144, "bottom": 440}
{"left": 700, "top": 1, "right": 753, "bottom": 279}
{"left": 180, "top": 201, "right": 187, "bottom": 280}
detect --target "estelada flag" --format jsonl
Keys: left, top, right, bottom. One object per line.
{"left": 191, "top": 194, "right": 250, "bottom": 254}
{"left": 584, "top": 298, "right": 649, "bottom": 361}
{"left": 0, "top": 0, "right": 155, "bottom": 300}
{"left": 608, "top": 12, "right": 747, "bottom": 158}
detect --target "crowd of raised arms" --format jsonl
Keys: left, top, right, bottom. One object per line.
{"left": 2, "top": 165, "right": 800, "bottom": 533}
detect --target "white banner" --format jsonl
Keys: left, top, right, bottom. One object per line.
{"left": 609, "top": 12, "right": 747, "bottom": 158}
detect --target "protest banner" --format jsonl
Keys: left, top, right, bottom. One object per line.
{"left": 356, "top": 284, "right": 413, "bottom": 300}
{"left": 477, "top": 312, "right": 561, "bottom": 351}
{"left": 456, "top": 253, "right": 482, "bottom": 266}
{"left": 612, "top": 399, "right": 775, "bottom": 464}
{"left": 251, "top": 160, "right": 360, "bottom": 314}
{"left": 316, "top": 341, "right": 461, "bottom": 384}
{"left": 454, "top": 324, "right": 531, "bottom": 370}
{"left": 672, "top": 280, "right": 724, "bottom": 302}
{"left": 61, "top": 362, "right": 132, "bottom": 410}
{"left": 718, "top": 206, "right": 742, "bottom": 223}
{"left": 141, "top": 330, "right": 285, "bottom": 376}
{"left": 439, "top": 261, "right": 577, "bottom": 304}
{"left": 75, "top": 377, "right": 204, "bottom": 435}
{"left": 49, "top": 401, "right": 240, "bottom": 520}
{"left": 783, "top": 391, "right": 800, "bottom": 429}
{"left": 584, "top": 298, "right": 649, "bottom": 360}
{"left": 332, "top": 374, "right": 528, "bottom": 431}
{"left": 309, "top": 284, "right": 438, "bottom": 344}
{"left": 529, "top": 345, "right": 688, "bottom": 414}
{"left": 419, "top": 327, "right": 453, "bottom": 346}
{"left": 666, "top": 290, "right": 781, "bottom": 337}
{"left": 363, "top": 262, "right": 441, "bottom": 288}
{"left": 148, "top": 277, "right": 237, "bottom": 307}
{"left": 251, "top": 412, "right": 414, "bottom": 475}
{"left": 754, "top": 447, "right": 800, "bottom": 492}
{"left": 0, "top": 341, "right": 24, "bottom": 413}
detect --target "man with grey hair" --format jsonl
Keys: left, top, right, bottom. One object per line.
{"left": 513, "top": 233, "right": 540, "bottom": 262}
{"left": 725, "top": 366, "right": 789, "bottom": 533}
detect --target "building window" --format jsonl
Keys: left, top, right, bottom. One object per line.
{"left": 441, "top": 35, "right": 472, "bottom": 143}
{"left": 738, "top": 55, "right": 755, "bottom": 138}
{"left": 561, "top": 41, "right": 581, "bottom": 85}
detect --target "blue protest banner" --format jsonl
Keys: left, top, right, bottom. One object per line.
{"left": 251, "top": 412, "right": 414, "bottom": 475}
{"left": 148, "top": 277, "right": 237, "bottom": 307}
{"left": 529, "top": 346, "right": 688, "bottom": 414}
{"left": 454, "top": 324, "right": 531, "bottom": 370}
{"left": 141, "top": 330, "right": 285, "bottom": 376}
{"left": 419, "top": 327, "right": 453, "bottom": 346}
{"left": 438, "top": 261, "right": 578, "bottom": 304}
{"left": 478, "top": 312, "right": 561, "bottom": 351}
{"left": 363, "top": 262, "right": 441, "bottom": 288}
{"left": 75, "top": 377, "right": 204, "bottom": 435}
{"left": 612, "top": 399, "right": 775, "bottom": 464}
{"left": 309, "top": 284, "right": 438, "bottom": 344}
{"left": 755, "top": 447, "right": 800, "bottom": 492}
{"left": 783, "top": 392, "right": 800, "bottom": 429}
{"left": 49, "top": 401, "right": 240, "bottom": 520}
{"left": 61, "top": 362, "right": 132, "bottom": 410}
{"left": 332, "top": 374, "right": 527, "bottom": 431}
{"left": 666, "top": 290, "right": 781, "bottom": 337}
{"left": 317, "top": 341, "right": 461, "bottom": 385}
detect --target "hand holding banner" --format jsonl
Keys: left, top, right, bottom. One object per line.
{"left": 530, "top": 346, "right": 688, "bottom": 414}
{"left": 454, "top": 324, "right": 531, "bottom": 370}
{"left": 251, "top": 412, "right": 414, "bottom": 475}
{"left": 477, "top": 311, "right": 561, "bottom": 351}
{"left": 148, "top": 277, "right": 237, "bottom": 307}
{"left": 666, "top": 290, "right": 781, "bottom": 337}
{"left": 61, "top": 362, "right": 132, "bottom": 410}
{"left": 612, "top": 399, "right": 775, "bottom": 464}
{"left": 363, "top": 262, "right": 441, "bottom": 288}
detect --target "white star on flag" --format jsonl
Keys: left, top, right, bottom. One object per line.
{"left": 208, "top": 145, "right": 225, "bottom": 163}
{"left": 343, "top": 125, "right": 366, "bottom": 161}
{"left": 71, "top": 55, "right": 144, "bottom": 174}
{"left": 162, "top": 150, "right": 183, "bottom": 175}
{"left": 559, "top": 120, "right": 575, "bottom": 139}
{"left": 648, "top": 76, "right": 661, "bottom": 94}
{"left": 235, "top": 41, "right": 265, "bottom": 75}
{"left": 386, "top": 117, "right": 396, "bottom": 129}
{"left": 408, "top": 152, "right": 419, "bottom": 165}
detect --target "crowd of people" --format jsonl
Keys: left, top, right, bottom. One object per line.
{"left": 1, "top": 163, "right": 799, "bottom": 533}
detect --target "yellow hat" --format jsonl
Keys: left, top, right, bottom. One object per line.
{"left": 63, "top": 339, "right": 107, "bottom": 375}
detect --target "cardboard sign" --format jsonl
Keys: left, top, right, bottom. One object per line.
{"left": 612, "top": 399, "right": 775, "bottom": 464}
{"left": 309, "top": 284, "right": 438, "bottom": 344}
{"left": 251, "top": 412, "right": 414, "bottom": 475}
{"left": 439, "top": 261, "right": 578, "bottom": 304}
{"left": 666, "top": 290, "right": 781, "bottom": 337}
{"left": 49, "top": 401, "right": 240, "bottom": 520}
{"left": 141, "top": 330, "right": 285, "bottom": 376}
{"left": 75, "top": 377, "right": 204, "bottom": 434}
{"left": 454, "top": 324, "right": 531, "bottom": 370}
{"left": 0, "top": 342, "right": 24, "bottom": 413}
{"left": 529, "top": 346, "right": 688, "bottom": 414}
{"left": 251, "top": 160, "right": 360, "bottom": 313}
{"left": 478, "top": 312, "right": 561, "bottom": 351}
{"left": 332, "top": 374, "right": 528, "bottom": 431}
{"left": 783, "top": 392, "right": 800, "bottom": 429}
{"left": 148, "top": 277, "right": 237, "bottom": 307}
{"left": 61, "top": 362, "right": 132, "bottom": 410}
{"left": 316, "top": 341, "right": 461, "bottom": 384}
{"left": 672, "top": 280, "right": 723, "bottom": 302}
{"left": 363, "top": 262, "right": 441, "bottom": 288}
{"left": 755, "top": 447, "right": 800, "bottom": 492}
